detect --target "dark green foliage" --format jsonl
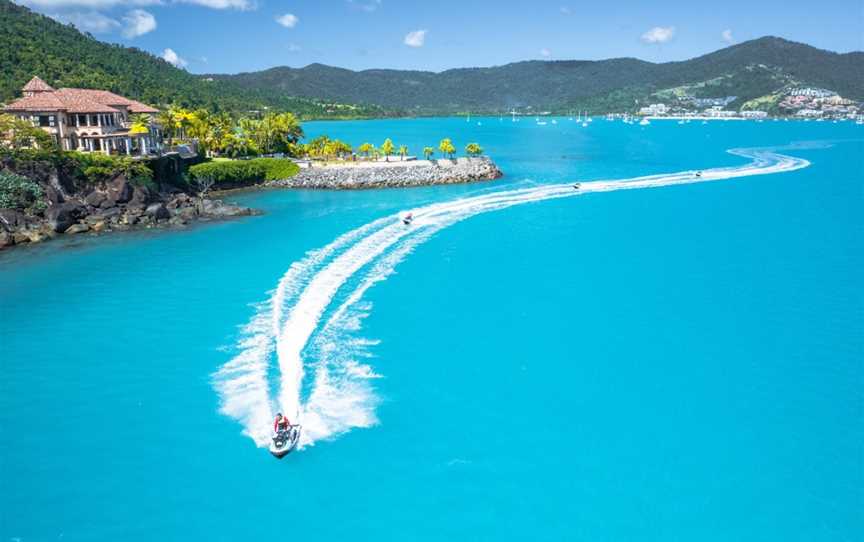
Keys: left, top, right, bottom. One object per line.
{"left": 65, "top": 152, "right": 154, "bottom": 187}
{"left": 0, "top": 0, "right": 390, "bottom": 118}
{"left": 188, "top": 158, "right": 299, "bottom": 186}
{"left": 0, "top": 169, "right": 45, "bottom": 212}
{"left": 215, "top": 37, "right": 863, "bottom": 113}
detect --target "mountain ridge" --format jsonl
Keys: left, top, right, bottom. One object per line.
{"left": 209, "top": 36, "right": 864, "bottom": 114}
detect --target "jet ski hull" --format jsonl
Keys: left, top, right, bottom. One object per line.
{"left": 269, "top": 425, "right": 301, "bottom": 459}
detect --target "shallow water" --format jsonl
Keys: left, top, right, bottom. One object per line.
{"left": 1, "top": 118, "right": 862, "bottom": 541}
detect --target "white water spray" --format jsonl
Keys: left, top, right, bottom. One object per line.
{"left": 213, "top": 148, "right": 809, "bottom": 449}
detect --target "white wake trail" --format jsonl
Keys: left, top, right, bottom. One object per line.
{"left": 214, "top": 148, "right": 809, "bottom": 449}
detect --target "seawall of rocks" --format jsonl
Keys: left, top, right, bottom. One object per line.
{"left": 267, "top": 157, "right": 503, "bottom": 189}
{"left": 0, "top": 173, "right": 254, "bottom": 250}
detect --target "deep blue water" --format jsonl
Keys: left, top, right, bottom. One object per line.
{"left": 1, "top": 118, "right": 862, "bottom": 541}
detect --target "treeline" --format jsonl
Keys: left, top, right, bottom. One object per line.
{"left": 302, "top": 136, "right": 484, "bottom": 161}
{"left": 0, "top": 0, "right": 390, "bottom": 118}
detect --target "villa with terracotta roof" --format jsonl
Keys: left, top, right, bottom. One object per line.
{"left": 2, "top": 76, "right": 163, "bottom": 156}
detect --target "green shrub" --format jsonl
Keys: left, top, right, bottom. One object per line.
{"left": 66, "top": 152, "right": 154, "bottom": 187}
{"left": 0, "top": 170, "right": 46, "bottom": 213}
{"left": 188, "top": 158, "right": 299, "bottom": 186}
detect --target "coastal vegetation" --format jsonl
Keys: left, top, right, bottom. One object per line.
{"left": 0, "top": 0, "right": 391, "bottom": 119}
{"left": 188, "top": 158, "right": 299, "bottom": 187}
{"left": 0, "top": 170, "right": 45, "bottom": 212}
{"left": 151, "top": 106, "right": 304, "bottom": 157}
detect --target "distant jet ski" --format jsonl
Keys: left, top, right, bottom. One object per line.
{"left": 573, "top": 182, "right": 581, "bottom": 190}
{"left": 402, "top": 212, "right": 414, "bottom": 225}
{"left": 269, "top": 425, "right": 301, "bottom": 459}
{"left": 694, "top": 171, "right": 702, "bottom": 178}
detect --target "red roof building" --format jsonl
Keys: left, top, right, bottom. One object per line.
{"left": 3, "top": 76, "right": 163, "bottom": 155}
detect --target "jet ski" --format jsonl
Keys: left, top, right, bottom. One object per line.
{"left": 269, "top": 424, "right": 301, "bottom": 459}
{"left": 402, "top": 212, "right": 414, "bottom": 225}
{"left": 573, "top": 182, "right": 581, "bottom": 190}
{"left": 694, "top": 171, "right": 702, "bottom": 178}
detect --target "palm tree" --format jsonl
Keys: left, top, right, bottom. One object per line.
{"left": 381, "top": 138, "right": 395, "bottom": 161}
{"left": 438, "top": 138, "right": 456, "bottom": 160}
{"left": 358, "top": 142, "right": 374, "bottom": 159}
{"left": 128, "top": 113, "right": 151, "bottom": 155}
{"left": 423, "top": 146, "right": 435, "bottom": 160}
{"left": 465, "top": 142, "right": 483, "bottom": 157}
{"left": 398, "top": 145, "right": 408, "bottom": 161}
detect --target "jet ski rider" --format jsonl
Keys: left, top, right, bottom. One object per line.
{"left": 274, "top": 413, "right": 291, "bottom": 433}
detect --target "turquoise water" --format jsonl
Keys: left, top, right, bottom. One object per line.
{"left": 1, "top": 118, "right": 862, "bottom": 540}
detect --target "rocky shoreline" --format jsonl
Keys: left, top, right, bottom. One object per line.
{"left": 1, "top": 157, "right": 503, "bottom": 251}
{"left": 268, "top": 156, "right": 503, "bottom": 189}
{"left": 0, "top": 173, "right": 254, "bottom": 250}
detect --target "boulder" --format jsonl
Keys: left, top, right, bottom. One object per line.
{"left": 0, "top": 230, "right": 13, "bottom": 248}
{"left": 145, "top": 202, "right": 170, "bottom": 221}
{"left": 94, "top": 207, "right": 122, "bottom": 221}
{"left": 0, "top": 208, "right": 28, "bottom": 230}
{"left": 64, "top": 223, "right": 90, "bottom": 235}
{"left": 130, "top": 185, "right": 154, "bottom": 206}
{"left": 105, "top": 175, "right": 133, "bottom": 206}
{"left": 85, "top": 190, "right": 107, "bottom": 208}
{"left": 91, "top": 221, "right": 107, "bottom": 232}
{"left": 46, "top": 202, "right": 85, "bottom": 233}
{"left": 43, "top": 184, "right": 64, "bottom": 206}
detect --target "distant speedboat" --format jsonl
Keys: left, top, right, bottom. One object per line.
{"left": 536, "top": 121, "right": 547, "bottom": 126}
{"left": 639, "top": 118, "right": 650, "bottom": 126}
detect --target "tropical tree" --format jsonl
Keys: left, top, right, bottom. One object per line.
{"left": 128, "top": 113, "right": 152, "bottom": 155}
{"left": 465, "top": 142, "right": 483, "bottom": 157}
{"left": 438, "top": 138, "right": 456, "bottom": 160}
{"left": 398, "top": 144, "right": 408, "bottom": 160}
{"left": 0, "top": 113, "right": 57, "bottom": 151}
{"left": 381, "top": 138, "right": 395, "bottom": 161}
{"left": 358, "top": 142, "right": 374, "bottom": 159}
{"left": 158, "top": 105, "right": 192, "bottom": 145}
{"left": 423, "top": 146, "right": 435, "bottom": 160}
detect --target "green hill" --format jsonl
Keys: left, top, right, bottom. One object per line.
{"left": 0, "top": 0, "right": 388, "bottom": 118}
{"left": 2, "top": 0, "right": 861, "bottom": 117}
{"left": 212, "top": 37, "right": 864, "bottom": 114}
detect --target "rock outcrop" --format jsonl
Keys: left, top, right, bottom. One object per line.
{"left": 267, "top": 157, "right": 503, "bottom": 189}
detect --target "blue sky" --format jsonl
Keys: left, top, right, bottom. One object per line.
{"left": 16, "top": 0, "right": 864, "bottom": 74}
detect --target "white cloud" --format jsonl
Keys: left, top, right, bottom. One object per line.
{"left": 287, "top": 43, "right": 301, "bottom": 52}
{"left": 540, "top": 48, "right": 551, "bottom": 58}
{"left": 121, "top": 9, "right": 156, "bottom": 37}
{"left": 559, "top": 6, "right": 571, "bottom": 14}
{"left": 721, "top": 29, "right": 734, "bottom": 44}
{"left": 275, "top": 13, "right": 297, "bottom": 28}
{"left": 50, "top": 10, "right": 120, "bottom": 33}
{"left": 404, "top": 29, "right": 426, "bottom": 48}
{"left": 161, "top": 47, "right": 187, "bottom": 68}
{"left": 641, "top": 26, "right": 675, "bottom": 44}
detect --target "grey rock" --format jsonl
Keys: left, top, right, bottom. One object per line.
{"left": 64, "top": 223, "right": 90, "bottom": 235}
{"left": 0, "top": 208, "right": 28, "bottom": 230}
{"left": 105, "top": 175, "right": 133, "bottom": 206}
{"left": 46, "top": 202, "right": 85, "bottom": 233}
{"left": 85, "top": 190, "right": 107, "bottom": 208}
{"left": 145, "top": 202, "right": 170, "bottom": 220}
{"left": 0, "top": 230, "right": 13, "bottom": 248}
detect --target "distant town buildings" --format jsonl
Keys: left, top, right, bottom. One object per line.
{"left": 2, "top": 76, "right": 163, "bottom": 155}
{"left": 740, "top": 110, "right": 768, "bottom": 119}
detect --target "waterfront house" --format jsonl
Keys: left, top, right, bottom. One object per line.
{"left": 2, "top": 77, "right": 163, "bottom": 156}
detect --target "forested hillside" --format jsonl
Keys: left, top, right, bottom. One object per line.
{"left": 0, "top": 0, "right": 388, "bottom": 118}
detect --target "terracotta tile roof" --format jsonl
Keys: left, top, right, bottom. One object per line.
{"left": 3, "top": 92, "right": 67, "bottom": 112}
{"left": 54, "top": 89, "right": 123, "bottom": 113}
{"left": 22, "top": 76, "right": 55, "bottom": 93}
{"left": 3, "top": 79, "right": 160, "bottom": 114}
